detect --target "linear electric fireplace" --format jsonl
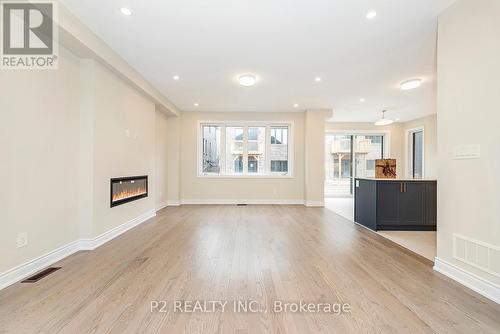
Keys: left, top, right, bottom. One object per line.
{"left": 110, "top": 175, "right": 148, "bottom": 207}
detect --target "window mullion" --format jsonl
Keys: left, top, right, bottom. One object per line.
{"left": 221, "top": 125, "right": 226, "bottom": 175}
{"left": 243, "top": 126, "right": 248, "bottom": 175}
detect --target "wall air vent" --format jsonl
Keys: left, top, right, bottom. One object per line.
{"left": 454, "top": 234, "right": 500, "bottom": 278}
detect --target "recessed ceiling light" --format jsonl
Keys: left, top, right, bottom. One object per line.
{"left": 366, "top": 10, "right": 377, "bottom": 20}
{"left": 239, "top": 74, "right": 257, "bottom": 87}
{"left": 315, "top": 77, "right": 322, "bottom": 82}
{"left": 120, "top": 7, "right": 133, "bottom": 16}
{"left": 360, "top": 98, "right": 366, "bottom": 102}
{"left": 395, "top": 118, "right": 401, "bottom": 121}
{"left": 193, "top": 102, "right": 199, "bottom": 107}
{"left": 293, "top": 103, "right": 299, "bottom": 108}
{"left": 400, "top": 78, "right": 422, "bottom": 90}
{"left": 173, "top": 75, "right": 180, "bottom": 81}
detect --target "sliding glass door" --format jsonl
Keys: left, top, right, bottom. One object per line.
{"left": 325, "top": 133, "right": 385, "bottom": 197}
{"left": 325, "top": 135, "right": 353, "bottom": 197}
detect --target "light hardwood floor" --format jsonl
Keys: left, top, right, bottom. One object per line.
{"left": 1, "top": 205, "right": 499, "bottom": 333}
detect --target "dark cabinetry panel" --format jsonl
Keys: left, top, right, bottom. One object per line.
{"left": 376, "top": 182, "right": 400, "bottom": 226}
{"left": 354, "top": 179, "right": 437, "bottom": 231}
{"left": 400, "top": 182, "right": 425, "bottom": 226}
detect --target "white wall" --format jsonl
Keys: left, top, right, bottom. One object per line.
{"left": 156, "top": 110, "right": 169, "bottom": 209}
{"left": 0, "top": 47, "right": 82, "bottom": 273}
{"left": 0, "top": 47, "right": 170, "bottom": 278}
{"left": 436, "top": 0, "right": 500, "bottom": 289}
{"left": 179, "top": 111, "right": 305, "bottom": 203}
{"left": 90, "top": 60, "right": 157, "bottom": 237}
{"left": 166, "top": 116, "right": 181, "bottom": 205}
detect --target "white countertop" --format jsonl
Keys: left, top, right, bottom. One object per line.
{"left": 355, "top": 177, "right": 437, "bottom": 182}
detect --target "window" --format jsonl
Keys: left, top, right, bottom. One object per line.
{"left": 407, "top": 128, "right": 424, "bottom": 178}
{"left": 225, "top": 126, "right": 243, "bottom": 174}
{"left": 270, "top": 126, "right": 288, "bottom": 173}
{"left": 200, "top": 123, "right": 292, "bottom": 177}
{"left": 366, "top": 160, "right": 375, "bottom": 171}
{"left": 325, "top": 133, "right": 386, "bottom": 197}
{"left": 202, "top": 125, "right": 221, "bottom": 173}
{"left": 412, "top": 131, "right": 424, "bottom": 178}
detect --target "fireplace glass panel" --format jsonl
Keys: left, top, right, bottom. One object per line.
{"left": 110, "top": 176, "right": 148, "bottom": 207}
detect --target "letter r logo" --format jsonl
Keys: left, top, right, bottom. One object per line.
{"left": 2, "top": 2, "right": 54, "bottom": 55}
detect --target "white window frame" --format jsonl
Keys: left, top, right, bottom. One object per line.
{"left": 405, "top": 126, "right": 425, "bottom": 178}
{"left": 197, "top": 121, "right": 294, "bottom": 178}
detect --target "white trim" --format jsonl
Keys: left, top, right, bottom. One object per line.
{"left": 167, "top": 200, "right": 181, "bottom": 206}
{"left": 405, "top": 126, "right": 425, "bottom": 178}
{"left": 304, "top": 201, "right": 325, "bottom": 207}
{"left": 434, "top": 257, "right": 500, "bottom": 304}
{"left": 0, "top": 240, "right": 81, "bottom": 291}
{"left": 0, "top": 210, "right": 156, "bottom": 291}
{"left": 79, "top": 210, "right": 156, "bottom": 250}
{"left": 156, "top": 201, "right": 168, "bottom": 212}
{"left": 181, "top": 199, "right": 305, "bottom": 205}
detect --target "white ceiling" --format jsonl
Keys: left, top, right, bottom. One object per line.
{"left": 59, "top": 0, "right": 456, "bottom": 122}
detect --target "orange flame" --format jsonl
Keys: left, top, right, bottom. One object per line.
{"left": 112, "top": 186, "right": 147, "bottom": 202}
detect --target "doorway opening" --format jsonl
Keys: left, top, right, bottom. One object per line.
{"left": 324, "top": 131, "right": 387, "bottom": 221}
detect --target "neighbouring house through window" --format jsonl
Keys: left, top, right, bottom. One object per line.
{"left": 200, "top": 123, "right": 292, "bottom": 177}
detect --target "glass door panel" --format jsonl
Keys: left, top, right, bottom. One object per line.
{"left": 354, "top": 135, "right": 384, "bottom": 179}
{"left": 325, "top": 135, "right": 353, "bottom": 197}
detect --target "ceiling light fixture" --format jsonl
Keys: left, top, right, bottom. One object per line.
{"left": 315, "top": 77, "right": 322, "bottom": 82}
{"left": 400, "top": 78, "right": 422, "bottom": 90}
{"left": 120, "top": 7, "right": 133, "bottom": 16}
{"left": 293, "top": 103, "right": 299, "bottom": 108}
{"left": 193, "top": 102, "right": 199, "bottom": 107}
{"left": 173, "top": 75, "right": 180, "bottom": 81}
{"left": 374, "top": 110, "right": 394, "bottom": 126}
{"left": 360, "top": 98, "right": 366, "bottom": 102}
{"left": 366, "top": 10, "right": 377, "bottom": 20}
{"left": 239, "top": 74, "right": 257, "bottom": 87}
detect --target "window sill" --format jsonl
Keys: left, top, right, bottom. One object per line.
{"left": 197, "top": 174, "right": 295, "bottom": 179}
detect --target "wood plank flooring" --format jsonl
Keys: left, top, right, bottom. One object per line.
{"left": 0, "top": 205, "right": 499, "bottom": 333}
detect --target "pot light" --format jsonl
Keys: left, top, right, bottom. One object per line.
{"left": 374, "top": 110, "right": 394, "bottom": 126}
{"left": 400, "top": 78, "right": 422, "bottom": 90}
{"left": 120, "top": 7, "right": 133, "bottom": 16}
{"left": 293, "top": 103, "right": 299, "bottom": 108}
{"left": 239, "top": 74, "right": 257, "bottom": 87}
{"left": 193, "top": 102, "right": 199, "bottom": 107}
{"left": 366, "top": 10, "right": 377, "bottom": 20}
{"left": 173, "top": 75, "right": 180, "bottom": 81}
{"left": 315, "top": 76, "right": 322, "bottom": 82}
{"left": 360, "top": 98, "right": 366, "bottom": 103}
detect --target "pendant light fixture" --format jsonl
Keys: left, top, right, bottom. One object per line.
{"left": 374, "top": 110, "right": 394, "bottom": 126}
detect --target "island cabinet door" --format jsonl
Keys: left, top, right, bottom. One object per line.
{"left": 376, "top": 182, "right": 400, "bottom": 226}
{"left": 400, "top": 182, "right": 425, "bottom": 226}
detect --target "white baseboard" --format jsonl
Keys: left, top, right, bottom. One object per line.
{"left": 180, "top": 198, "right": 305, "bottom": 205}
{"left": 304, "top": 201, "right": 325, "bottom": 207}
{"left": 156, "top": 201, "right": 168, "bottom": 212}
{"left": 0, "top": 209, "right": 156, "bottom": 291}
{"left": 167, "top": 200, "right": 181, "bottom": 206}
{"left": 79, "top": 210, "right": 156, "bottom": 251}
{"left": 0, "top": 240, "right": 81, "bottom": 291}
{"left": 434, "top": 257, "right": 500, "bottom": 304}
